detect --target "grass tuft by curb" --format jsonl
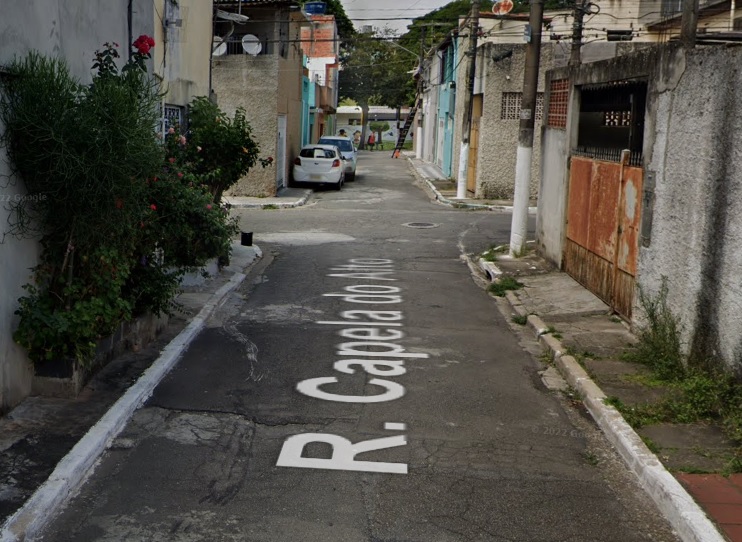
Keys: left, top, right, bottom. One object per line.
{"left": 607, "top": 278, "right": 742, "bottom": 473}
{"left": 488, "top": 276, "right": 523, "bottom": 297}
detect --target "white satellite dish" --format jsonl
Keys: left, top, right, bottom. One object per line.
{"left": 241, "top": 34, "right": 262, "bottom": 55}
{"left": 212, "top": 36, "right": 227, "bottom": 56}
{"left": 216, "top": 9, "right": 249, "bottom": 24}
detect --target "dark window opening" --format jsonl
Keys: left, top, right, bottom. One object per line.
{"left": 574, "top": 80, "right": 647, "bottom": 166}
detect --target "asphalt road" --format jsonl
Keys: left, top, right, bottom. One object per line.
{"left": 38, "top": 153, "right": 678, "bottom": 541}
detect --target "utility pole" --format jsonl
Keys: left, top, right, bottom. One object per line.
{"left": 509, "top": 0, "right": 544, "bottom": 257}
{"left": 569, "top": 0, "right": 587, "bottom": 65}
{"left": 455, "top": 0, "right": 481, "bottom": 200}
{"left": 680, "top": 0, "right": 700, "bottom": 48}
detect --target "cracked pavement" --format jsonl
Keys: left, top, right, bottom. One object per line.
{"left": 37, "top": 153, "right": 678, "bottom": 542}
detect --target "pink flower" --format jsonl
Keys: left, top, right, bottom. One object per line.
{"left": 168, "top": 157, "right": 176, "bottom": 163}
{"left": 168, "top": 127, "right": 175, "bottom": 134}
{"left": 177, "top": 172, "right": 183, "bottom": 178}
{"left": 178, "top": 135, "right": 186, "bottom": 145}
{"left": 206, "top": 204, "right": 212, "bottom": 210}
{"left": 150, "top": 204, "right": 157, "bottom": 211}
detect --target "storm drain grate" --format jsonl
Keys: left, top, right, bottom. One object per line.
{"left": 403, "top": 222, "right": 439, "bottom": 229}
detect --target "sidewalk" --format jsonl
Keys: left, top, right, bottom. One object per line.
{"left": 404, "top": 152, "right": 538, "bottom": 212}
{"left": 479, "top": 253, "right": 739, "bottom": 542}
{"left": 0, "top": 244, "right": 262, "bottom": 541}
{"left": 222, "top": 187, "right": 312, "bottom": 209}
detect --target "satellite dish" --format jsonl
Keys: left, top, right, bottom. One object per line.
{"left": 492, "top": 0, "right": 514, "bottom": 15}
{"left": 241, "top": 34, "right": 262, "bottom": 55}
{"left": 216, "top": 9, "right": 249, "bottom": 24}
{"left": 212, "top": 36, "right": 227, "bottom": 56}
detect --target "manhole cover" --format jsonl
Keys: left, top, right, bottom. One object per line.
{"left": 403, "top": 222, "right": 439, "bottom": 229}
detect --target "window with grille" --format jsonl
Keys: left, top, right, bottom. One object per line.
{"left": 547, "top": 79, "right": 569, "bottom": 129}
{"left": 159, "top": 104, "right": 185, "bottom": 138}
{"left": 500, "top": 92, "right": 544, "bottom": 121}
{"left": 603, "top": 111, "right": 631, "bottom": 127}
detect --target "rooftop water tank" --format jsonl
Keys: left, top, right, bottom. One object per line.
{"left": 304, "top": 2, "right": 327, "bottom": 15}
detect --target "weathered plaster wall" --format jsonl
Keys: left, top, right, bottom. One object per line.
{"left": 0, "top": 0, "right": 153, "bottom": 412}
{"left": 642, "top": 46, "right": 742, "bottom": 375}
{"left": 213, "top": 56, "right": 280, "bottom": 196}
{"left": 536, "top": 127, "right": 569, "bottom": 265}
{"left": 538, "top": 44, "right": 742, "bottom": 374}
{"left": 475, "top": 42, "right": 552, "bottom": 200}
{"left": 213, "top": 18, "right": 304, "bottom": 197}
{"left": 153, "top": 0, "right": 212, "bottom": 107}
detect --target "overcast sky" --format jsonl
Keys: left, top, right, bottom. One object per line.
{"left": 338, "top": 0, "right": 453, "bottom": 35}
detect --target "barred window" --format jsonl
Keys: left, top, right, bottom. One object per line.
{"left": 158, "top": 103, "right": 185, "bottom": 138}
{"left": 547, "top": 79, "right": 569, "bottom": 129}
{"left": 500, "top": 92, "right": 544, "bottom": 121}
{"left": 603, "top": 111, "right": 631, "bottom": 127}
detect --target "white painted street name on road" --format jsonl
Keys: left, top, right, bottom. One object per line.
{"left": 276, "top": 259, "right": 427, "bottom": 474}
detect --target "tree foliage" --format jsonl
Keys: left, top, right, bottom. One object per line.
{"left": 399, "top": 0, "right": 570, "bottom": 57}
{"left": 339, "top": 32, "right": 416, "bottom": 111}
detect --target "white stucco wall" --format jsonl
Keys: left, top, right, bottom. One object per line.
{"left": 0, "top": 0, "right": 154, "bottom": 411}
{"left": 536, "top": 127, "right": 569, "bottom": 265}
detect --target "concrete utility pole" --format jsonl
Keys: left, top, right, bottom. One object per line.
{"left": 509, "top": 0, "right": 544, "bottom": 257}
{"left": 569, "top": 0, "right": 587, "bottom": 65}
{"left": 681, "top": 0, "right": 700, "bottom": 47}
{"left": 455, "top": 0, "right": 481, "bottom": 199}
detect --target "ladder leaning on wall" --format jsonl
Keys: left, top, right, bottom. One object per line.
{"left": 391, "top": 95, "right": 421, "bottom": 159}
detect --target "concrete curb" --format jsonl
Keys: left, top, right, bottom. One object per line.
{"left": 486, "top": 260, "right": 725, "bottom": 542}
{"left": 405, "top": 158, "right": 537, "bottom": 213}
{"left": 224, "top": 191, "right": 312, "bottom": 209}
{"left": 0, "top": 252, "right": 259, "bottom": 542}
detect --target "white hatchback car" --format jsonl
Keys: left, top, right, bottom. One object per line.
{"left": 291, "top": 144, "right": 345, "bottom": 190}
{"left": 317, "top": 135, "right": 357, "bottom": 181}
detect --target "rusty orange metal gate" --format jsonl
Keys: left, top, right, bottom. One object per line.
{"left": 563, "top": 153, "right": 643, "bottom": 319}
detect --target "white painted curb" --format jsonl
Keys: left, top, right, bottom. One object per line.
{"left": 526, "top": 318, "right": 725, "bottom": 542}
{"left": 224, "top": 191, "right": 311, "bottom": 209}
{"left": 0, "top": 265, "right": 253, "bottom": 542}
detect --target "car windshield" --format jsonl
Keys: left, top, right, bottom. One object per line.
{"left": 300, "top": 148, "right": 336, "bottom": 159}
{"left": 320, "top": 139, "right": 353, "bottom": 152}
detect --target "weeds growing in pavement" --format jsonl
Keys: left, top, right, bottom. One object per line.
{"left": 624, "top": 278, "right": 684, "bottom": 381}
{"left": 481, "top": 245, "right": 508, "bottom": 262}
{"left": 488, "top": 276, "right": 523, "bottom": 297}
{"left": 607, "top": 278, "right": 742, "bottom": 472}
{"left": 511, "top": 314, "right": 527, "bottom": 326}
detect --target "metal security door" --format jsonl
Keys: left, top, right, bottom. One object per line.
{"left": 563, "top": 152, "right": 643, "bottom": 318}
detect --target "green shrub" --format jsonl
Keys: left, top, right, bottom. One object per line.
{"left": 173, "top": 97, "right": 271, "bottom": 203}
{"left": 1, "top": 41, "right": 245, "bottom": 369}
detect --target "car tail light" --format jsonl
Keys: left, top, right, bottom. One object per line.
{"left": 332, "top": 159, "right": 341, "bottom": 168}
